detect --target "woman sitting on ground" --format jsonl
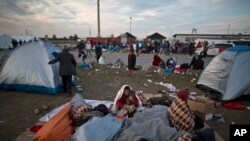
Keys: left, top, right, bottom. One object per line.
{"left": 168, "top": 89, "right": 204, "bottom": 132}
{"left": 111, "top": 85, "right": 139, "bottom": 116}
{"left": 117, "top": 90, "right": 138, "bottom": 117}
{"left": 152, "top": 52, "right": 162, "bottom": 67}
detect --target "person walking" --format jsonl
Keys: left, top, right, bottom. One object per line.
{"left": 48, "top": 45, "right": 77, "bottom": 96}
{"left": 77, "top": 40, "right": 85, "bottom": 57}
{"left": 86, "top": 40, "right": 92, "bottom": 57}
{"left": 95, "top": 42, "right": 102, "bottom": 64}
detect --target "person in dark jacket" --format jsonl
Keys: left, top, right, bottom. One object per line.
{"left": 48, "top": 45, "right": 77, "bottom": 95}
{"left": 128, "top": 49, "right": 136, "bottom": 76}
{"left": 189, "top": 55, "right": 204, "bottom": 70}
{"left": 77, "top": 40, "right": 85, "bottom": 57}
{"left": 95, "top": 42, "right": 102, "bottom": 64}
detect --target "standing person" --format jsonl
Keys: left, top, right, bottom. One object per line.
{"left": 201, "top": 41, "right": 209, "bottom": 58}
{"left": 188, "top": 42, "right": 195, "bottom": 57}
{"left": 159, "top": 40, "right": 165, "bottom": 55}
{"left": 77, "top": 40, "right": 85, "bottom": 57}
{"left": 128, "top": 49, "right": 136, "bottom": 76}
{"left": 48, "top": 45, "right": 77, "bottom": 96}
{"left": 85, "top": 40, "right": 92, "bottom": 57}
{"left": 95, "top": 42, "right": 102, "bottom": 64}
{"left": 166, "top": 40, "right": 170, "bottom": 55}
{"left": 136, "top": 41, "right": 140, "bottom": 56}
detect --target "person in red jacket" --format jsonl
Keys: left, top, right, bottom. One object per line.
{"left": 111, "top": 85, "right": 139, "bottom": 116}
{"left": 152, "top": 52, "right": 162, "bottom": 67}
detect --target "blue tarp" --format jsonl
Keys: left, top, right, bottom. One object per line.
{"left": 227, "top": 46, "right": 250, "bottom": 52}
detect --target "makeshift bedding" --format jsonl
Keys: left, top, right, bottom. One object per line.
{"left": 39, "top": 99, "right": 113, "bottom": 122}
{"left": 111, "top": 105, "right": 185, "bottom": 141}
{"left": 72, "top": 114, "right": 123, "bottom": 141}
{"left": 72, "top": 105, "right": 186, "bottom": 141}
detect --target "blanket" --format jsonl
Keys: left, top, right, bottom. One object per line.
{"left": 111, "top": 105, "right": 185, "bottom": 141}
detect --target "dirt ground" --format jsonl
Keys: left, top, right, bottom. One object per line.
{"left": 0, "top": 65, "right": 250, "bottom": 141}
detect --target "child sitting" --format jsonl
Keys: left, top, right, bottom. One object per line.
{"left": 118, "top": 90, "right": 138, "bottom": 117}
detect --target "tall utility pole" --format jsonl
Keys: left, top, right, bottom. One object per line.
{"left": 97, "top": 0, "right": 100, "bottom": 37}
{"left": 227, "top": 24, "right": 230, "bottom": 34}
{"left": 129, "top": 17, "right": 132, "bottom": 34}
{"left": 89, "top": 28, "right": 91, "bottom": 37}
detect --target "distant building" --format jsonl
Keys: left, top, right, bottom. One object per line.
{"left": 116, "top": 32, "right": 136, "bottom": 44}
{"left": 173, "top": 33, "right": 250, "bottom": 42}
{"left": 87, "top": 32, "right": 136, "bottom": 44}
{"left": 146, "top": 32, "right": 166, "bottom": 42}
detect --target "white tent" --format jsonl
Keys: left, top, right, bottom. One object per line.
{"left": 0, "top": 41, "right": 62, "bottom": 94}
{"left": 197, "top": 46, "right": 250, "bottom": 100}
{"left": 11, "top": 35, "right": 38, "bottom": 43}
{"left": 0, "top": 33, "right": 13, "bottom": 49}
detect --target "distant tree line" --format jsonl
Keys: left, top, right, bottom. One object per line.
{"left": 51, "top": 34, "right": 79, "bottom": 40}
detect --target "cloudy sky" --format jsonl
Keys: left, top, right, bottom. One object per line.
{"left": 0, "top": 0, "right": 250, "bottom": 38}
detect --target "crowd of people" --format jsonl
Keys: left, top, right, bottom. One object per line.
{"left": 11, "top": 37, "right": 38, "bottom": 49}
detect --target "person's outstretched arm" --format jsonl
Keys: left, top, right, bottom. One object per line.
{"left": 48, "top": 55, "right": 60, "bottom": 64}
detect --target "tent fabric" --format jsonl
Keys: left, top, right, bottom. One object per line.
{"left": 0, "top": 41, "right": 62, "bottom": 94}
{"left": 227, "top": 46, "right": 250, "bottom": 52}
{"left": 33, "top": 103, "right": 73, "bottom": 141}
{"left": 0, "top": 33, "right": 13, "bottom": 49}
{"left": 197, "top": 45, "right": 250, "bottom": 100}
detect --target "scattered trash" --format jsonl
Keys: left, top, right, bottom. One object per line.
{"left": 147, "top": 79, "right": 152, "bottom": 83}
{"left": 76, "top": 85, "right": 82, "bottom": 88}
{"left": 34, "top": 108, "right": 40, "bottom": 115}
{"left": 231, "top": 122, "right": 235, "bottom": 125}
{"left": 190, "top": 92, "right": 197, "bottom": 95}
{"left": 78, "top": 88, "right": 83, "bottom": 91}
{"left": 144, "top": 83, "right": 148, "bottom": 87}
{"left": 42, "top": 105, "right": 48, "bottom": 110}
{"left": 247, "top": 107, "right": 250, "bottom": 110}
{"left": 191, "top": 78, "right": 197, "bottom": 83}
{"left": 212, "top": 114, "right": 225, "bottom": 122}
{"left": 95, "top": 69, "right": 99, "bottom": 72}
{"left": 215, "top": 102, "right": 222, "bottom": 108}
{"left": 189, "top": 96, "right": 196, "bottom": 100}
{"left": 155, "top": 82, "right": 177, "bottom": 92}
{"left": 0, "top": 121, "right": 5, "bottom": 123}
{"left": 116, "top": 71, "right": 119, "bottom": 74}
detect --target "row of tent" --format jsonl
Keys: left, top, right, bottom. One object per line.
{"left": 0, "top": 38, "right": 249, "bottom": 101}
{"left": 0, "top": 33, "right": 38, "bottom": 49}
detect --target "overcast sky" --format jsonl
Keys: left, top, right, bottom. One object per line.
{"left": 0, "top": 0, "right": 250, "bottom": 38}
